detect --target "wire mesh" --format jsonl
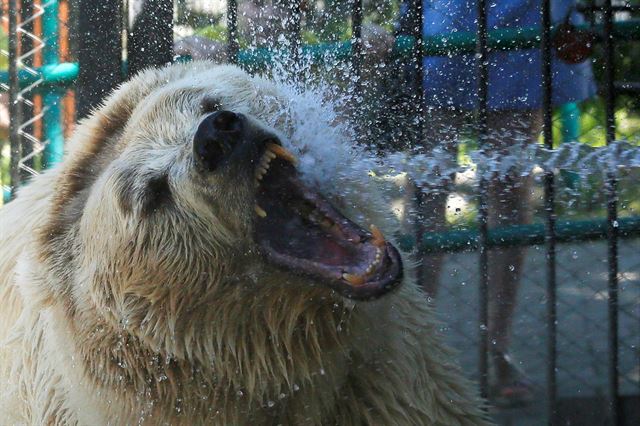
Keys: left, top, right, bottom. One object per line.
{"left": 0, "top": 0, "right": 71, "bottom": 201}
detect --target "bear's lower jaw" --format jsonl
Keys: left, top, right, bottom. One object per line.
{"left": 252, "top": 148, "right": 402, "bottom": 301}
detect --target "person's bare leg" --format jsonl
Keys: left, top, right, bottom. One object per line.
{"left": 487, "top": 174, "right": 532, "bottom": 383}
{"left": 408, "top": 109, "right": 465, "bottom": 297}
{"left": 415, "top": 189, "right": 448, "bottom": 296}
{"left": 486, "top": 110, "right": 542, "bottom": 389}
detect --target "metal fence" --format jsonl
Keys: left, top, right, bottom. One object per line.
{"left": 1, "top": 1, "right": 639, "bottom": 424}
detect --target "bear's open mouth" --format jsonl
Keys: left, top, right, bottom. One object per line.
{"left": 253, "top": 142, "right": 402, "bottom": 300}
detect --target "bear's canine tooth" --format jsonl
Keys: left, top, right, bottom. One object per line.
{"left": 342, "top": 273, "right": 365, "bottom": 286}
{"left": 258, "top": 166, "right": 268, "bottom": 176}
{"left": 321, "top": 218, "right": 333, "bottom": 228}
{"left": 254, "top": 205, "right": 267, "bottom": 218}
{"left": 370, "top": 224, "right": 386, "bottom": 248}
{"left": 266, "top": 142, "right": 298, "bottom": 165}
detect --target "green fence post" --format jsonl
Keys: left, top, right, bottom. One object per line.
{"left": 560, "top": 102, "right": 580, "bottom": 142}
{"left": 560, "top": 102, "right": 581, "bottom": 188}
{"left": 42, "top": 0, "right": 64, "bottom": 168}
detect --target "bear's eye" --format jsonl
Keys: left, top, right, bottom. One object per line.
{"left": 140, "top": 174, "right": 171, "bottom": 217}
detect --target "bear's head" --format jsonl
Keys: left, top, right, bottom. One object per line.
{"left": 36, "top": 64, "right": 403, "bottom": 385}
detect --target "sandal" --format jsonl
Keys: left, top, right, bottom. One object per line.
{"left": 491, "top": 379, "right": 535, "bottom": 407}
{"left": 489, "top": 351, "right": 535, "bottom": 407}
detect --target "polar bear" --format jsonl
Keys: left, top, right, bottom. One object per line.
{"left": 0, "top": 62, "right": 487, "bottom": 425}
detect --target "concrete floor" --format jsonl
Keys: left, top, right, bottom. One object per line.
{"left": 429, "top": 238, "right": 640, "bottom": 424}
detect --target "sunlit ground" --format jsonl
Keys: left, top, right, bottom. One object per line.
{"left": 435, "top": 238, "right": 639, "bottom": 423}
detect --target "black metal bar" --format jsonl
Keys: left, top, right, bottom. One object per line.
{"left": 76, "top": 0, "right": 123, "bottom": 119}
{"left": 128, "top": 0, "right": 174, "bottom": 76}
{"left": 603, "top": 0, "right": 620, "bottom": 423}
{"left": 8, "top": 0, "right": 22, "bottom": 199}
{"left": 273, "top": 0, "right": 302, "bottom": 68}
{"left": 289, "top": 0, "right": 303, "bottom": 67}
{"left": 476, "top": 0, "right": 490, "bottom": 403}
{"left": 350, "top": 0, "right": 363, "bottom": 87}
{"left": 411, "top": 0, "right": 424, "bottom": 127}
{"left": 541, "top": 0, "right": 558, "bottom": 422}
{"left": 226, "top": 0, "right": 239, "bottom": 65}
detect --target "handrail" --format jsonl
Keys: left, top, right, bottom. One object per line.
{"left": 398, "top": 216, "right": 640, "bottom": 253}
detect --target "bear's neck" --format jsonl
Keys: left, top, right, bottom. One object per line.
{"left": 66, "top": 288, "right": 356, "bottom": 422}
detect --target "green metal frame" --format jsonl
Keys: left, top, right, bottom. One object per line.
{"left": 398, "top": 216, "right": 640, "bottom": 253}
{"left": 42, "top": 0, "right": 64, "bottom": 167}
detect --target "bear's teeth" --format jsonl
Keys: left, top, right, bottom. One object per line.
{"left": 342, "top": 273, "right": 365, "bottom": 286}
{"left": 260, "top": 154, "right": 273, "bottom": 168}
{"left": 254, "top": 205, "right": 267, "bottom": 218}
{"left": 370, "top": 225, "right": 386, "bottom": 248}
{"left": 363, "top": 248, "right": 383, "bottom": 275}
{"left": 266, "top": 142, "right": 298, "bottom": 165}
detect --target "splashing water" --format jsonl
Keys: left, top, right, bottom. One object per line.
{"left": 261, "top": 60, "right": 640, "bottom": 196}
{"left": 384, "top": 140, "right": 640, "bottom": 189}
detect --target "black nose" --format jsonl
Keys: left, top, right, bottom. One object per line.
{"left": 193, "top": 110, "right": 243, "bottom": 171}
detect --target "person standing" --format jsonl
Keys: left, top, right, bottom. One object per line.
{"left": 399, "top": 0, "right": 596, "bottom": 405}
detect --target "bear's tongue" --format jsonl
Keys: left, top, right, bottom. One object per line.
{"left": 252, "top": 144, "right": 402, "bottom": 300}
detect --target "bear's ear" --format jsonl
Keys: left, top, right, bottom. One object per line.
{"left": 38, "top": 63, "right": 196, "bottom": 267}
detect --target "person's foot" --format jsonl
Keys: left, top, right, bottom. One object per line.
{"left": 490, "top": 351, "right": 535, "bottom": 407}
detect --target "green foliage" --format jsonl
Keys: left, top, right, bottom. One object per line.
{"left": 0, "top": 30, "right": 7, "bottom": 70}
{"left": 195, "top": 24, "right": 227, "bottom": 43}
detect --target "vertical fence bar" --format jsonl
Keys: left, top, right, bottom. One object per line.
{"left": 541, "top": 0, "right": 557, "bottom": 423}
{"left": 603, "top": 0, "right": 620, "bottom": 423}
{"left": 271, "top": 0, "right": 301, "bottom": 67}
{"left": 408, "top": 1, "right": 428, "bottom": 296}
{"left": 286, "top": 0, "right": 302, "bottom": 67}
{"left": 8, "top": 0, "right": 22, "bottom": 198}
{"left": 42, "top": 0, "right": 63, "bottom": 168}
{"left": 476, "top": 0, "right": 490, "bottom": 402}
{"left": 128, "top": 0, "right": 174, "bottom": 76}
{"left": 77, "top": 0, "right": 123, "bottom": 119}
{"left": 294, "top": 1, "right": 302, "bottom": 64}
{"left": 226, "top": 0, "right": 238, "bottom": 65}
{"left": 350, "top": 0, "right": 363, "bottom": 87}
{"left": 409, "top": 0, "right": 424, "bottom": 131}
